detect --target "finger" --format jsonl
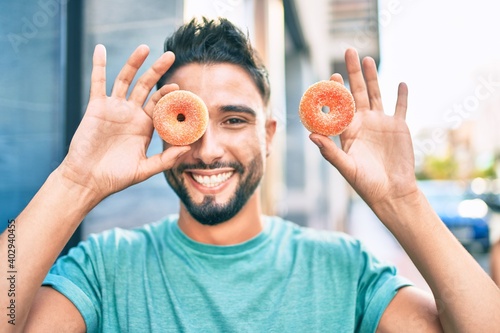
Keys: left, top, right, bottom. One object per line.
{"left": 149, "top": 83, "right": 179, "bottom": 105}
{"left": 128, "top": 51, "right": 176, "bottom": 106}
{"left": 362, "top": 57, "right": 383, "bottom": 111}
{"left": 394, "top": 82, "right": 409, "bottom": 119}
{"left": 345, "top": 48, "right": 370, "bottom": 111}
{"left": 90, "top": 44, "right": 107, "bottom": 99}
{"left": 111, "top": 45, "right": 150, "bottom": 98}
{"left": 143, "top": 83, "right": 179, "bottom": 119}
{"left": 138, "top": 146, "right": 191, "bottom": 180}
{"left": 330, "top": 73, "right": 345, "bottom": 85}
{"left": 309, "top": 134, "right": 355, "bottom": 178}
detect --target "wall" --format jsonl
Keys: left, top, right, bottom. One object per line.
{"left": 0, "top": 0, "right": 65, "bottom": 231}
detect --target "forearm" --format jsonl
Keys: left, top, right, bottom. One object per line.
{"left": 0, "top": 166, "right": 101, "bottom": 331}
{"left": 490, "top": 240, "right": 500, "bottom": 287}
{"left": 372, "top": 190, "right": 500, "bottom": 332}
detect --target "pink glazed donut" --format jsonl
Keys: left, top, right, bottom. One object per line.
{"left": 153, "top": 90, "right": 209, "bottom": 145}
{"left": 299, "top": 80, "right": 355, "bottom": 136}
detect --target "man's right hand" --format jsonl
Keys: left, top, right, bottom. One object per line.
{"left": 60, "top": 44, "right": 190, "bottom": 201}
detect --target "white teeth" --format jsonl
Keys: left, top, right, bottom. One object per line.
{"left": 192, "top": 172, "right": 233, "bottom": 188}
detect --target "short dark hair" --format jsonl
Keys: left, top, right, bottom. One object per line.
{"left": 156, "top": 17, "right": 271, "bottom": 105}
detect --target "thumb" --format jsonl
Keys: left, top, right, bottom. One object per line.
{"left": 138, "top": 146, "right": 190, "bottom": 180}
{"left": 309, "top": 134, "right": 354, "bottom": 176}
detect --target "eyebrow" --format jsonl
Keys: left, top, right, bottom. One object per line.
{"left": 219, "top": 104, "right": 257, "bottom": 117}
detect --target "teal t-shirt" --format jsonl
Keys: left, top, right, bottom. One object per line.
{"left": 43, "top": 216, "right": 411, "bottom": 332}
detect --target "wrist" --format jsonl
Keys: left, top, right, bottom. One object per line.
{"left": 52, "top": 163, "right": 105, "bottom": 211}
{"left": 370, "top": 186, "right": 422, "bottom": 215}
{"left": 370, "top": 188, "right": 436, "bottom": 233}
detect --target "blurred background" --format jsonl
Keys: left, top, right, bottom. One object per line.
{"left": 1, "top": 0, "right": 500, "bottom": 290}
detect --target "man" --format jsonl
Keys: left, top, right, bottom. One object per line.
{"left": 2, "top": 18, "right": 499, "bottom": 332}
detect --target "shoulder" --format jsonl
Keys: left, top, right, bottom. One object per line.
{"left": 267, "top": 216, "right": 364, "bottom": 258}
{"left": 269, "top": 216, "right": 359, "bottom": 243}
{"left": 267, "top": 217, "right": 404, "bottom": 289}
{"left": 73, "top": 215, "right": 178, "bottom": 256}
{"left": 51, "top": 215, "right": 179, "bottom": 281}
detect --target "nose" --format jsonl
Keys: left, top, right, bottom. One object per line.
{"left": 190, "top": 124, "right": 224, "bottom": 165}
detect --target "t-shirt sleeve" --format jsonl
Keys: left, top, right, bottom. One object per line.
{"left": 42, "top": 236, "right": 103, "bottom": 332}
{"left": 354, "top": 241, "right": 413, "bottom": 333}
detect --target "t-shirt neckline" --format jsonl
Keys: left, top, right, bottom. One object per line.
{"left": 170, "top": 216, "right": 273, "bottom": 255}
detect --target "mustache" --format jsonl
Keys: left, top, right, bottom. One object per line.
{"left": 175, "top": 161, "right": 245, "bottom": 174}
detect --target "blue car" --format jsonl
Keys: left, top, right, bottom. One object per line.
{"left": 418, "top": 180, "right": 490, "bottom": 252}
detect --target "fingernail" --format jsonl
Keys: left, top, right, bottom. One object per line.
{"left": 176, "top": 147, "right": 190, "bottom": 157}
{"left": 312, "top": 138, "right": 323, "bottom": 148}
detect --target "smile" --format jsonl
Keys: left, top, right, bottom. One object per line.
{"left": 191, "top": 171, "right": 234, "bottom": 188}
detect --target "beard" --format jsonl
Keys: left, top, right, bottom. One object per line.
{"left": 164, "top": 156, "right": 264, "bottom": 226}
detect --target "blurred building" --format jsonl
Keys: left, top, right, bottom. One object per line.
{"left": 414, "top": 69, "right": 500, "bottom": 181}
{"left": 1, "top": 1, "right": 70, "bottom": 232}
{"left": 283, "top": 0, "right": 379, "bottom": 230}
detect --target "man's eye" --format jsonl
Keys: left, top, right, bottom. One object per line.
{"left": 225, "top": 118, "right": 246, "bottom": 125}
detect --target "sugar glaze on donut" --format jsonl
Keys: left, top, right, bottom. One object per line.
{"left": 299, "top": 80, "right": 355, "bottom": 136}
{"left": 153, "top": 90, "right": 209, "bottom": 146}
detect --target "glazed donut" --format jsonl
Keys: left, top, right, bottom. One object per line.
{"left": 153, "top": 90, "right": 209, "bottom": 146}
{"left": 299, "top": 80, "right": 355, "bottom": 136}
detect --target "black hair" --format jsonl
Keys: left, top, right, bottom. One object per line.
{"left": 156, "top": 17, "right": 271, "bottom": 105}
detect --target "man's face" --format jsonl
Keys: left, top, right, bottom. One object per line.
{"left": 163, "top": 63, "right": 276, "bottom": 226}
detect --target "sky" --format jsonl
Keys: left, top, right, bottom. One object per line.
{"left": 377, "top": 0, "right": 500, "bottom": 135}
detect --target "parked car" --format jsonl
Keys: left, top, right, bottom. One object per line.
{"left": 418, "top": 180, "right": 490, "bottom": 252}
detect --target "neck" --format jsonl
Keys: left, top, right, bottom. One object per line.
{"left": 177, "top": 193, "right": 263, "bottom": 245}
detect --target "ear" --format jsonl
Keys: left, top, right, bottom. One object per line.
{"left": 265, "top": 118, "right": 277, "bottom": 157}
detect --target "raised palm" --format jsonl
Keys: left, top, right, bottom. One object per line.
{"left": 62, "top": 45, "right": 189, "bottom": 200}
{"left": 311, "top": 49, "right": 417, "bottom": 209}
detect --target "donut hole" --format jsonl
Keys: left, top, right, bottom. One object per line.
{"left": 177, "top": 113, "right": 186, "bottom": 122}
{"left": 321, "top": 106, "right": 330, "bottom": 114}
